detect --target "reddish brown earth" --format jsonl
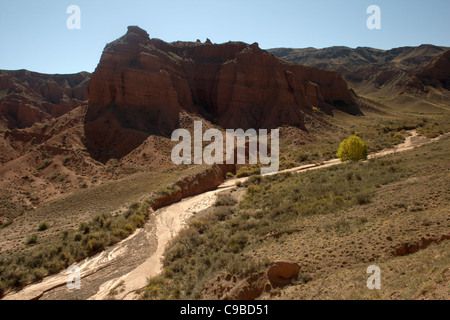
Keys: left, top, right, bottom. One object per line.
{"left": 269, "top": 45, "right": 449, "bottom": 95}
{"left": 202, "top": 261, "right": 300, "bottom": 300}
{"left": 0, "top": 70, "right": 90, "bottom": 130}
{"left": 0, "top": 26, "right": 368, "bottom": 243}
{"left": 404, "top": 49, "right": 450, "bottom": 93}
{"left": 84, "top": 26, "right": 359, "bottom": 161}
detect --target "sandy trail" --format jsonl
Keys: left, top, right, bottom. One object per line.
{"left": 3, "top": 189, "right": 224, "bottom": 300}
{"left": 3, "top": 130, "right": 447, "bottom": 300}
{"left": 88, "top": 189, "right": 219, "bottom": 300}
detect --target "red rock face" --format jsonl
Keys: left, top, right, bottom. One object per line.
{"left": 85, "top": 26, "right": 359, "bottom": 161}
{"left": 404, "top": 50, "right": 450, "bottom": 92}
{"left": 0, "top": 70, "right": 90, "bottom": 129}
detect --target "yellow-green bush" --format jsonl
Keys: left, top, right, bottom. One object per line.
{"left": 337, "top": 135, "right": 368, "bottom": 162}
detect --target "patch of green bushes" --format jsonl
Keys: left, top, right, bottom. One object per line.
{"left": 141, "top": 154, "right": 415, "bottom": 300}
{"left": 0, "top": 200, "right": 151, "bottom": 297}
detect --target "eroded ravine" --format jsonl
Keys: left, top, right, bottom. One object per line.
{"left": 3, "top": 130, "right": 447, "bottom": 300}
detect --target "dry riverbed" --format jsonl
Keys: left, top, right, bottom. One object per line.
{"left": 4, "top": 130, "right": 447, "bottom": 300}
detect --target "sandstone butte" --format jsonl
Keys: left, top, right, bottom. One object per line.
{"left": 84, "top": 26, "right": 361, "bottom": 161}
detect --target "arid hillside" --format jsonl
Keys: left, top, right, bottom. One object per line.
{"left": 0, "top": 25, "right": 367, "bottom": 225}
{"left": 84, "top": 26, "right": 360, "bottom": 161}
{"left": 0, "top": 70, "right": 90, "bottom": 130}
{"left": 1, "top": 26, "right": 449, "bottom": 300}
{"left": 269, "top": 45, "right": 450, "bottom": 111}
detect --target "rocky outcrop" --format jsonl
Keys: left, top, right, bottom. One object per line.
{"left": 150, "top": 164, "right": 234, "bottom": 210}
{"left": 403, "top": 50, "right": 450, "bottom": 93}
{"left": 393, "top": 234, "right": 450, "bottom": 257}
{"left": 267, "top": 261, "right": 300, "bottom": 287}
{"left": 85, "top": 26, "right": 359, "bottom": 161}
{"left": 0, "top": 70, "right": 90, "bottom": 129}
{"left": 202, "top": 261, "right": 300, "bottom": 300}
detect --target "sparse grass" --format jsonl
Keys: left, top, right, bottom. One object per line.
{"left": 417, "top": 116, "right": 450, "bottom": 138}
{"left": 38, "top": 221, "right": 49, "bottom": 232}
{"left": 25, "top": 234, "right": 38, "bottom": 245}
{"left": 141, "top": 136, "right": 450, "bottom": 300}
{"left": 0, "top": 165, "right": 211, "bottom": 255}
{"left": 142, "top": 156, "right": 408, "bottom": 299}
{"left": 38, "top": 158, "right": 53, "bottom": 171}
{"left": 0, "top": 201, "right": 151, "bottom": 296}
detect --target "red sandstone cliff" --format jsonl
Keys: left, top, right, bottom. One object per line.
{"left": 85, "top": 26, "right": 359, "bottom": 161}
{"left": 0, "top": 70, "right": 90, "bottom": 130}
{"left": 404, "top": 50, "right": 450, "bottom": 93}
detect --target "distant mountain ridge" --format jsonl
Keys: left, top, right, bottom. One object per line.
{"left": 404, "top": 49, "right": 450, "bottom": 93}
{"left": 269, "top": 45, "right": 450, "bottom": 99}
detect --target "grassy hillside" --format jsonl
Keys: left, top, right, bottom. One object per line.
{"left": 141, "top": 135, "right": 450, "bottom": 300}
{"left": 0, "top": 164, "right": 211, "bottom": 296}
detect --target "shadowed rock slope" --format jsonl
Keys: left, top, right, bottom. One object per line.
{"left": 85, "top": 26, "right": 360, "bottom": 161}
{"left": 0, "top": 70, "right": 90, "bottom": 130}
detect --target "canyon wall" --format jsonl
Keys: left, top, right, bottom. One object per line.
{"left": 85, "top": 26, "right": 359, "bottom": 161}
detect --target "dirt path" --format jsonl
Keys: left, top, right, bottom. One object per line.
{"left": 3, "top": 130, "right": 447, "bottom": 300}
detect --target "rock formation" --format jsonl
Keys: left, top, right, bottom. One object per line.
{"left": 404, "top": 49, "right": 450, "bottom": 93}
{"left": 269, "top": 45, "right": 449, "bottom": 97}
{"left": 202, "top": 261, "right": 300, "bottom": 300}
{"left": 85, "top": 26, "right": 359, "bottom": 161}
{"left": 0, "top": 70, "right": 90, "bottom": 129}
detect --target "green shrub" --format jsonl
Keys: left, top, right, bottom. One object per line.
{"left": 214, "top": 193, "right": 237, "bottom": 207}
{"left": 214, "top": 206, "right": 234, "bottom": 221}
{"left": 26, "top": 234, "right": 38, "bottom": 245}
{"left": 355, "top": 191, "right": 373, "bottom": 205}
{"left": 296, "top": 152, "right": 309, "bottom": 163}
{"left": 226, "top": 172, "right": 235, "bottom": 178}
{"left": 228, "top": 232, "right": 248, "bottom": 253}
{"left": 158, "top": 185, "right": 181, "bottom": 196}
{"left": 38, "top": 222, "right": 49, "bottom": 232}
{"left": 392, "top": 132, "right": 405, "bottom": 141}
{"left": 236, "top": 165, "right": 261, "bottom": 178}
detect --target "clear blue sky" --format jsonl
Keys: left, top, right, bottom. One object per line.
{"left": 0, "top": 0, "right": 449, "bottom": 74}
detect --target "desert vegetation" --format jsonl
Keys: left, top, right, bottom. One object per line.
{"left": 337, "top": 135, "right": 368, "bottom": 162}
{"left": 141, "top": 136, "right": 449, "bottom": 300}
{"left": 0, "top": 27, "right": 449, "bottom": 301}
{"left": 0, "top": 200, "right": 150, "bottom": 297}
